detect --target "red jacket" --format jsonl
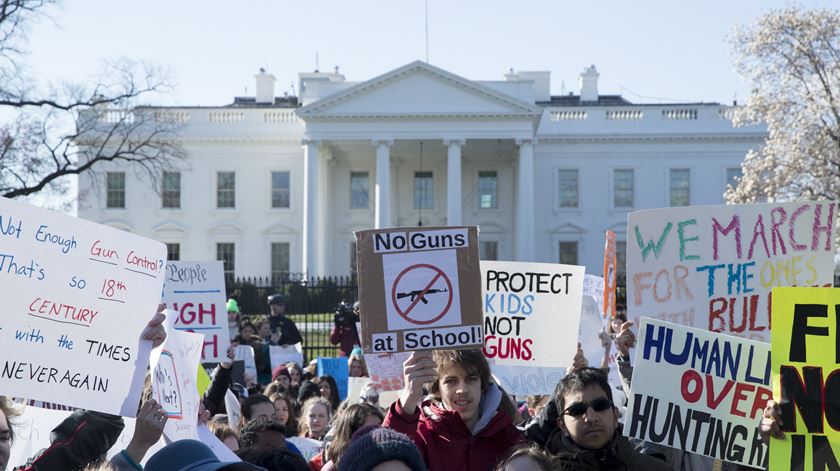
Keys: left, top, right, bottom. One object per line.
{"left": 383, "top": 395, "right": 524, "bottom": 471}
{"left": 329, "top": 324, "right": 360, "bottom": 357}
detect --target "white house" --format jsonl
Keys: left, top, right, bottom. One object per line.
{"left": 77, "top": 61, "right": 766, "bottom": 280}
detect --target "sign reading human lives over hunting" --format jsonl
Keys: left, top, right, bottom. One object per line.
{"left": 150, "top": 325, "right": 204, "bottom": 442}
{"left": 481, "top": 261, "right": 584, "bottom": 396}
{"left": 625, "top": 318, "right": 771, "bottom": 468}
{"left": 0, "top": 196, "right": 166, "bottom": 416}
{"left": 355, "top": 226, "right": 483, "bottom": 353}
{"left": 770, "top": 287, "right": 840, "bottom": 470}
{"left": 627, "top": 202, "right": 837, "bottom": 343}
{"left": 163, "top": 261, "right": 230, "bottom": 363}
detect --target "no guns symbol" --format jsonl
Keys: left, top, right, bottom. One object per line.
{"left": 391, "top": 263, "right": 454, "bottom": 325}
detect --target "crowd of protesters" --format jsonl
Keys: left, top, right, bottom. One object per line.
{"left": 0, "top": 294, "right": 790, "bottom": 471}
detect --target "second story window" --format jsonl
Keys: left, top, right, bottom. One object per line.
{"left": 477, "top": 171, "right": 498, "bottom": 209}
{"left": 271, "top": 171, "right": 290, "bottom": 208}
{"left": 669, "top": 169, "right": 690, "bottom": 207}
{"left": 613, "top": 169, "right": 634, "bottom": 208}
{"left": 217, "top": 171, "right": 235, "bottom": 208}
{"left": 106, "top": 172, "right": 125, "bottom": 209}
{"left": 557, "top": 169, "right": 579, "bottom": 208}
{"left": 350, "top": 172, "right": 369, "bottom": 209}
{"left": 414, "top": 171, "right": 434, "bottom": 210}
{"left": 162, "top": 171, "right": 181, "bottom": 208}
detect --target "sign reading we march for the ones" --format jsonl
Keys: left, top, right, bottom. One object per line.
{"left": 163, "top": 261, "right": 230, "bottom": 363}
{"left": 770, "top": 288, "right": 840, "bottom": 470}
{"left": 625, "top": 318, "right": 771, "bottom": 468}
{"left": 0, "top": 197, "right": 166, "bottom": 416}
{"left": 355, "top": 226, "right": 483, "bottom": 353}
{"left": 627, "top": 202, "right": 836, "bottom": 343}
{"left": 481, "top": 261, "right": 584, "bottom": 396}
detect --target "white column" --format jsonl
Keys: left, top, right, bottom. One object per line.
{"left": 515, "top": 139, "right": 535, "bottom": 261}
{"left": 374, "top": 139, "right": 393, "bottom": 229}
{"left": 444, "top": 139, "right": 464, "bottom": 226}
{"left": 302, "top": 139, "right": 320, "bottom": 277}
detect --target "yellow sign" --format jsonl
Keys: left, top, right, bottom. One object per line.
{"left": 771, "top": 287, "right": 840, "bottom": 470}
{"left": 196, "top": 365, "right": 211, "bottom": 397}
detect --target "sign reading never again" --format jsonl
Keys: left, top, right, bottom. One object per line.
{"left": 356, "top": 226, "right": 483, "bottom": 353}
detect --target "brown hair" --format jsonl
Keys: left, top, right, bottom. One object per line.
{"left": 208, "top": 422, "right": 238, "bottom": 444}
{"left": 429, "top": 349, "right": 492, "bottom": 399}
{"left": 348, "top": 352, "right": 368, "bottom": 377}
{"left": 269, "top": 392, "right": 298, "bottom": 432}
{"left": 493, "top": 445, "right": 554, "bottom": 471}
{"left": 327, "top": 403, "right": 384, "bottom": 465}
{"left": 297, "top": 396, "right": 332, "bottom": 438}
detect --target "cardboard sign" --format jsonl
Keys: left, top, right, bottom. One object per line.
{"left": 150, "top": 326, "right": 203, "bottom": 441}
{"left": 0, "top": 197, "right": 166, "bottom": 416}
{"left": 627, "top": 202, "right": 836, "bottom": 343}
{"left": 355, "top": 226, "right": 483, "bottom": 352}
{"left": 770, "top": 287, "right": 840, "bottom": 470}
{"left": 603, "top": 230, "right": 618, "bottom": 318}
{"left": 365, "top": 352, "right": 410, "bottom": 392}
{"left": 625, "top": 318, "right": 771, "bottom": 468}
{"left": 269, "top": 343, "right": 303, "bottom": 370}
{"left": 163, "top": 261, "right": 230, "bottom": 363}
{"left": 317, "top": 357, "right": 349, "bottom": 400}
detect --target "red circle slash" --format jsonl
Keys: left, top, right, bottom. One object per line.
{"left": 390, "top": 263, "right": 453, "bottom": 325}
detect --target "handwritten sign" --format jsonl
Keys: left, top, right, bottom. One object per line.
{"left": 365, "top": 352, "right": 409, "bottom": 392}
{"left": 269, "top": 343, "right": 303, "bottom": 370}
{"left": 481, "top": 261, "right": 584, "bottom": 394}
{"left": 355, "top": 226, "right": 483, "bottom": 353}
{"left": 582, "top": 274, "right": 605, "bottom": 311}
{"left": 150, "top": 326, "right": 203, "bottom": 441}
{"left": 627, "top": 202, "right": 837, "bottom": 342}
{"left": 0, "top": 197, "right": 166, "bottom": 415}
{"left": 234, "top": 345, "right": 257, "bottom": 386}
{"left": 317, "top": 357, "right": 349, "bottom": 400}
{"left": 163, "top": 261, "right": 230, "bottom": 363}
{"left": 770, "top": 287, "right": 840, "bottom": 470}
{"left": 625, "top": 318, "right": 771, "bottom": 468}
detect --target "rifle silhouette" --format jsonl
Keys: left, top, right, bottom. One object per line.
{"left": 397, "top": 288, "right": 448, "bottom": 304}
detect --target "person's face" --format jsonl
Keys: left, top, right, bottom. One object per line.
{"left": 528, "top": 396, "right": 551, "bottom": 418}
{"left": 228, "top": 310, "right": 238, "bottom": 323}
{"left": 363, "top": 414, "right": 382, "bottom": 428}
{"left": 222, "top": 435, "right": 239, "bottom": 452}
{"left": 289, "top": 367, "right": 300, "bottom": 384}
{"left": 274, "top": 399, "right": 289, "bottom": 425}
{"left": 502, "top": 455, "right": 546, "bottom": 471}
{"left": 241, "top": 325, "right": 255, "bottom": 338}
{"left": 349, "top": 359, "right": 363, "bottom": 377}
{"left": 270, "top": 303, "right": 286, "bottom": 316}
{"left": 0, "top": 409, "right": 10, "bottom": 471}
{"left": 371, "top": 461, "right": 412, "bottom": 471}
{"left": 307, "top": 404, "right": 329, "bottom": 437}
{"left": 276, "top": 375, "right": 290, "bottom": 389}
{"left": 320, "top": 380, "right": 332, "bottom": 398}
{"left": 258, "top": 322, "right": 271, "bottom": 338}
{"left": 559, "top": 384, "right": 618, "bottom": 450}
{"left": 250, "top": 402, "right": 276, "bottom": 422}
{"left": 437, "top": 365, "right": 482, "bottom": 429}
{"left": 609, "top": 318, "right": 623, "bottom": 334}
{"left": 255, "top": 430, "right": 286, "bottom": 450}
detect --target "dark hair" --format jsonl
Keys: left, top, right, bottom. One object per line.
{"left": 494, "top": 445, "right": 554, "bottom": 471}
{"left": 241, "top": 394, "right": 273, "bottom": 422}
{"left": 553, "top": 367, "right": 613, "bottom": 412}
{"left": 430, "top": 349, "right": 492, "bottom": 398}
{"left": 238, "top": 416, "right": 286, "bottom": 450}
{"left": 239, "top": 449, "right": 309, "bottom": 471}
{"left": 269, "top": 392, "right": 298, "bottom": 432}
{"left": 328, "top": 403, "right": 385, "bottom": 465}
{"left": 0, "top": 396, "right": 20, "bottom": 444}
{"left": 319, "top": 375, "right": 341, "bottom": 410}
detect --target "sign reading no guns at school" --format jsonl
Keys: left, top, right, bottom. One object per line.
{"left": 355, "top": 226, "right": 483, "bottom": 353}
{"left": 627, "top": 201, "right": 836, "bottom": 343}
{"left": 626, "top": 318, "right": 771, "bottom": 468}
{"left": 0, "top": 197, "right": 166, "bottom": 416}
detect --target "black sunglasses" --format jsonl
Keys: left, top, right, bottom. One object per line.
{"left": 563, "top": 397, "right": 613, "bottom": 417}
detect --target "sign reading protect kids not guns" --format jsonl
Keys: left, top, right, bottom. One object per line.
{"left": 163, "top": 261, "right": 230, "bottom": 363}
{"left": 355, "top": 226, "right": 483, "bottom": 353}
{"left": 625, "top": 318, "right": 771, "bottom": 468}
{"left": 481, "top": 261, "right": 584, "bottom": 395}
{"left": 0, "top": 197, "right": 166, "bottom": 416}
{"left": 627, "top": 202, "right": 836, "bottom": 342}
{"left": 770, "top": 287, "right": 840, "bottom": 470}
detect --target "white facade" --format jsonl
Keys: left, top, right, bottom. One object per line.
{"left": 77, "top": 61, "right": 766, "bottom": 279}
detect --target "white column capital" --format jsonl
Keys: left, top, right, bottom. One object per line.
{"left": 443, "top": 138, "right": 466, "bottom": 147}
{"left": 301, "top": 138, "right": 322, "bottom": 147}
{"left": 515, "top": 138, "right": 538, "bottom": 147}
{"left": 371, "top": 139, "right": 394, "bottom": 147}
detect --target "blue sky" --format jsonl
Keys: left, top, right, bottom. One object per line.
{"left": 25, "top": 1, "right": 835, "bottom": 106}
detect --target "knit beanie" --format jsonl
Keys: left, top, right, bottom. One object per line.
{"left": 338, "top": 426, "right": 426, "bottom": 471}
{"left": 297, "top": 380, "right": 320, "bottom": 403}
{"left": 272, "top": 364, "right": 291, "bottom": 383}
{"left": 227, "top": 299, "right": 240, "bottom": 313}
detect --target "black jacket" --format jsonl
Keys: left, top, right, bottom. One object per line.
{"left": 269, "top": 315, "right": 302, "bottom": 346}
{"left": 546, "top": 430, "right": 671, "bottom": 471}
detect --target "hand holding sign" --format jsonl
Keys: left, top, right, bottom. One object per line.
{"left": 614, "top": 322, "right": 636, "bottom": 358}
{"left": 141, "top": 304, "right": 167, "bottom": 348}
{"left": 400, "top": 351, "right": 436, "bottom": 414}
{"left": 759, "top": 400, "right": 784, "bottom": 443}
{"left": 126, "top": 399, "right": 168, "bottom": 464}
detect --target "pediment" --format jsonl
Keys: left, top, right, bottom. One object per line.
{"left": 101, "top": 219, "right": 134, "bottom": 232}
{"left": 548, "top": 222, "right": 587, "bottom": 234}
{"left": 261, "top": 222, "right": 297, "bottom": 235}
{"left": 151, "top": 220, "right": 189, "bottom": 235}
{"left": 298, "top": 61, "right": 539, "bottom": 119}
{"left": 207, "top": 222, "right": 243, "bottom": 236}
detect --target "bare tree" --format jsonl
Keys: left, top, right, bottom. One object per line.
{"left": 726, "top": 6, "right": 840, "bottom": 204}
{"left": 0, "top": 0, "right": 184, "bottom": 202}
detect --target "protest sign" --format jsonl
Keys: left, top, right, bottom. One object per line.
{"left": 0, "top": 197, "right": 166, "bottom": 416}
{"left": 355, "top": 226, "right": 483, "bottom": 352}
{"left": 365, "top": 352, "right": 410, "bottom": 392}
{"left": 318, "top": 356, "right": 349, "bottom": 400}
{"left": 224, "top": 389, "right": 242, "bottom": 433}
{"left": 770, "top": 287, "right": 840, "bottom": 470}
{"left": 347, "top": 376, "right": 371, "bottom": 405}
{"left": 481, "top": 260, "right": 584, "bottom": 395}
{"left": 269, "top": 343, "right": 303, "bottom": 370}
{"left": 582, "top": 274, "right": 604, "bottom": 312}
{"left": 603, "top": 230, "right": 618, "bottom": 318}
{"left": 163, "top": 261, "right": 230, "bottom": 363}
{"left": 233, "top": 345, "right": 257, "bottom": 386}
{"left": 625, "top": 317, "right": 771, "bottom": 468}
{"left": 150, "top": 326, "right": 203, "bottom": 442}
{"left": 627, "top": 202, "right": 836, "bottom": 343}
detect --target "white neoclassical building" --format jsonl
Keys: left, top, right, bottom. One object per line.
{"left": 77, "top": 61, "right": 766, "bottom": 280}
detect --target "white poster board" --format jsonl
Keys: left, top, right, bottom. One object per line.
{"left": 234, "top": 345, "right": 257, "bottom": 385}
{"left": 269, "top": 343, "right": 303, "bottom": 370}
{"left": 365, "top": 352, "right": 410, "bottom": 392}
{"left": 625, "top": 318, "right": 771, "bottom": 468}
{"left": 163, "top": 261, "right": 230, "bottom": 363}
{"left": 627, "top": 201, "right": 836, "bottom": 342}
{"left": 0, "top": 197, "right": 166, "bottom": 416}
{"left": 582, "top": 274, "right": 605, "bottom": 311}
{"left": 481, "top": 261, "right": 585, "bottom": 395}
{"left": 150, "top": 326, "right": 203, "bottom": 441}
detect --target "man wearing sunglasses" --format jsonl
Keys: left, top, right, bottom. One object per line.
{"left": 546, "top": 367, "right": 670, "bottom": 470}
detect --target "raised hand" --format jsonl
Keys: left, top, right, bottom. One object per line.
{"left": 399, "top": 350, "right": 437, "bottom": 414}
